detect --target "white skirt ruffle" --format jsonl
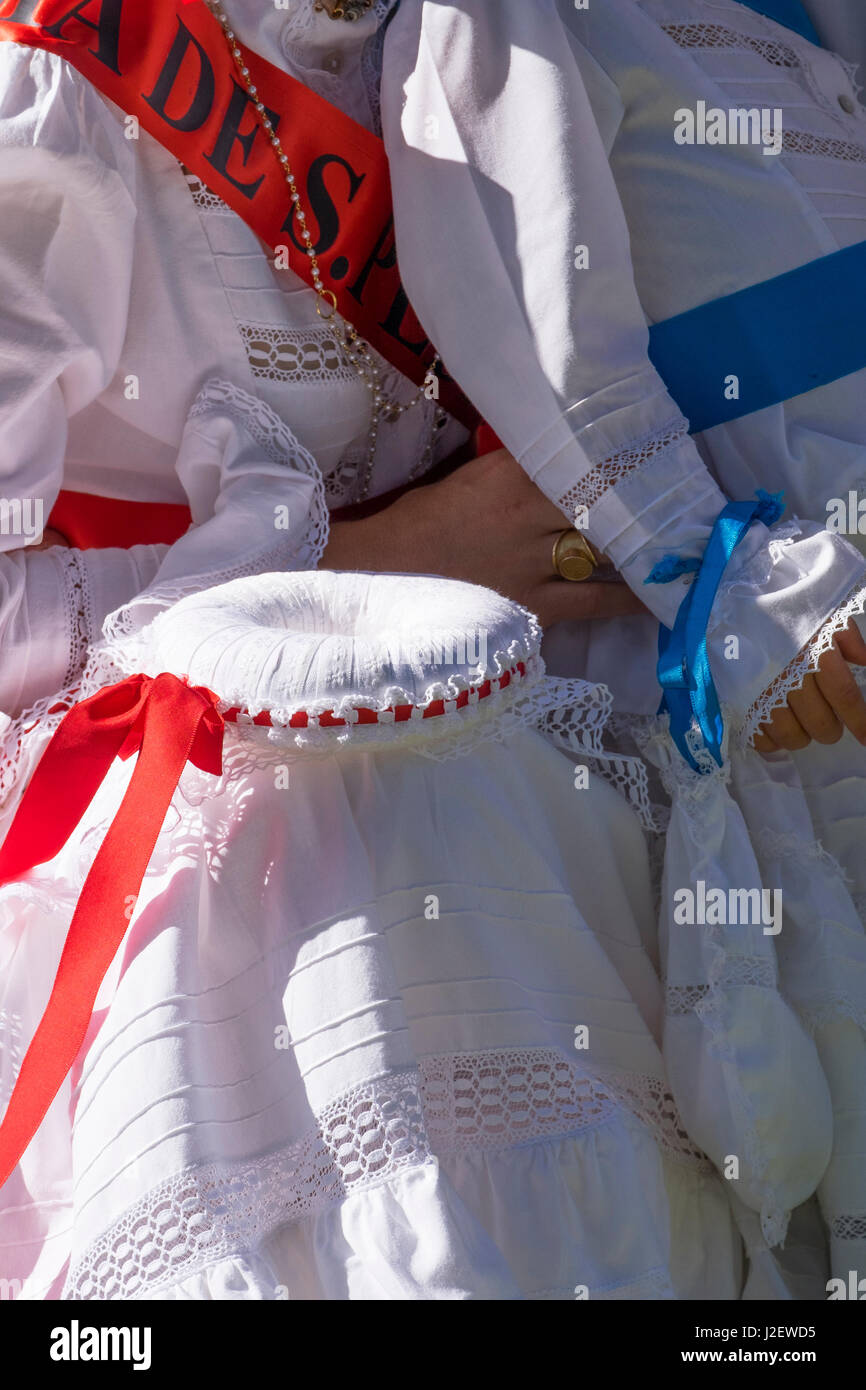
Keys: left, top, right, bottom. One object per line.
{"left": 1, "top": 725, "right": 748, "bottom": 1301}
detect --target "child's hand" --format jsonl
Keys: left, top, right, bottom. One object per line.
{"left": 752, "top": 619, "right": 866, "bottom": 752}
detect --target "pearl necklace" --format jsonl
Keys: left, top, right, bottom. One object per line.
{"left": 206, "top": 0, "right": 446, "bottom": 503}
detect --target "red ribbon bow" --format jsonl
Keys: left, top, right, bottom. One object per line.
{"left": 0, "top": 673, "right": 223, "bottom": 1189}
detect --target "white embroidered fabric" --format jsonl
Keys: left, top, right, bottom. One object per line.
{"left": 57, "top": 548, "right": 96, "bottom": 691}
{"left": 556, "top": 417, "right": 690, "bottom": 519}
{"left": 61, "top": 1047, "right": 705, "bottom": 1300}
{"left": 182, "top": 166, "right": 232, "bottom": 216}
{"left": 633, "top": 717, "right": 838, "bottom": 1248}
{"left": 107, "top": 378, "right": 329, "bottom": 637}
{"left": 665, "top": 956, "right": 778, "bottom": 1016}
{"left": 239, "top": 323, "right": 361, "bottom": 387}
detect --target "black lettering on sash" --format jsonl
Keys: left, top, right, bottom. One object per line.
{"left": 348, "top": 218, "right": 428, "bottom": 355}
{"left": 40, "top": 0, "right": 123, "bottom": 75}
{"left": 142, "top": 17, "right": 214, "bottom": 132}
{"left": 204, "top": 79, "right": 279, "bottom": 200}
{"left": 281, "top": 152, "right": 364, "bottom": 256}
{"left": 347, "top": 216, "right": 397, "bottom": 303}
{"left": 379, "top": 285, "right": 428, "bottom": 355}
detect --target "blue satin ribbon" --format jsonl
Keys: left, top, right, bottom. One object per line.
{"left": 648, "top": 492, "right": 785, "bottom": 772}
{"left": 735, "top": 0, "right": 821, "bottom": 45}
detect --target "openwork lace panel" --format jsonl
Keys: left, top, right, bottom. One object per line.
{"left": 182, "top": 167, "right": 232, "bottom": 216}
{"left": 661, "top": 23, "right": 866, "bottom": 162}
{"left": 662, "top": 22, "right": 800, "bottom": 68}
{"left": 557, "top": 417, "right": 689, "bottom": 518}
{"left": 782, "top": 130, "right": 866, "bottom": 164}
{"left": 665, "top": 955, "right": 778, "bottom": 1016}
{"left": 239, "top": 323, "right": 361, "bottom": 386}
{"left": 63, "top": 1047, "right": 708, "bottom": 1299}
{"left": 58, "top": 548, "right": 95, "bottom": 690}
{"left": 833, "top": 1214, "right": 866, "bottom": 1242}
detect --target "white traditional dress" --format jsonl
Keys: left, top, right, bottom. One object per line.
{"left": 0, "top": 0, "right": 863, "bottom": 1299}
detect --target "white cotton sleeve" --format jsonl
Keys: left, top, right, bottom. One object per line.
{"left": 381, "top": 0, "right": 866, "bottom": 727}
{"left": 0, "top": 544, "right": 165, "bottom": 717}
{"left": 0, "top": 43, "right": 144, "bottom": 714}
{"left": 98, "top": 379, "right": 330, "bottom": 643}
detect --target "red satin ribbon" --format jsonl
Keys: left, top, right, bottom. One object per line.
{"left": 0, "top": 672, "right": 223, "bottom": 1189}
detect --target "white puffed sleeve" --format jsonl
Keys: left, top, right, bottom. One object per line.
{"left": 0, "top": 50, "right": 328, "bottom": 719}
{"left": 0, "top": 43, "right": 159, "bottom": 715}
{"left": 96, "top": 378, "right": 329, "bottom": 643}
{"left": 381, "top": 0, "right": 866, "bottom": 729}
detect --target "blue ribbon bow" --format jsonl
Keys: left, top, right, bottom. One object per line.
{"left": 646, "top": 491, "right": 785, "bottom": 772}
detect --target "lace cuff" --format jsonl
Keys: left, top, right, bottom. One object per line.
{"left": 740, "top": 578, "right": 866, "bottom": 747}
{"left": 545, "top": 397, "right": 866, "bottom": 730}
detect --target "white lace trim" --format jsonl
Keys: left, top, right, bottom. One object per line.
{"left": 239, "top": 323, "right": 360, "bottom": 386}
{"left": 661, "top": 15, "right": 865, "bottom": 153}
{"left": 61, "top": 1047, "right": 706, "bottom": 1300}
{"left": 662, "top": 21, "right": 800, "bottom": 67}
{"left": 754, "top": 826, "right": 848, "bottom": 882}
{"left": 0, "top": 1008, "right": 24, "bottom": 1112}
{"left": 666, "top": 955, "right": 777, "bottom": 1016}
{"left": 58, "top": 548, "right": 95, "bottom": 690}
{"left": 740, "top": 579, "right": 866, "bottom": 749}
{"left": 541, "top": 700, "right": 659, "bottom": 832}
{"left": 557, "top": 418, "right": 689, "bottom": 518}
{"left": 782, "top": 129, "right": 866, "bottom": 163}
{"left": 106, "top": 379, "right": 329, "bottom": 640}
{"left": 589, "top": 1067, "right": 711, "bottom": 1170}
{"left": 0, "top": 381, "right": 331, "bottom": 808}
{"left": 632, "top": 718, "right": 790, "bottom": 1245}
{"left": 181, "top": 166, "right": 232, "bottom": 216}
{"left": 179, "top": 674, "right": 614, "bottom": 765}
{"left": 832, "top": 1215, "right": 866, "bottom": 1241}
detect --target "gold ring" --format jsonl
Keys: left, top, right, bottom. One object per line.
{"left": 552, "top": 528, "right": 598, "bottom": 582}
{"left": 316, "top": 289, "right": 338, "bottom": 320}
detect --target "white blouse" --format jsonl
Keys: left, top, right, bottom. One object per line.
{"left": 0, "top": 0, "right": 466, "bottom": 717}
{"left": 381, "top": 0, "right": 866, "bottom": 730}
{"left": 0, "top": 0, "right": 864, "bottom": 744}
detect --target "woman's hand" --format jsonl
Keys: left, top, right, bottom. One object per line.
{"left": 752, "top": 619, "right": 866, "bottom": 752}
{"left": 321, "top": 447, "right": 647, "bottom": 628}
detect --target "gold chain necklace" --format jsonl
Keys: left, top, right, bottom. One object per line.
{"left": 206, "top": 0, "right": 445, "bottom": 502}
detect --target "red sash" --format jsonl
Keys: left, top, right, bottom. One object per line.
{"left": 0, "top": 0, "right": 477, "bottom": 429}
{"left": 48, "top": 489, "right": 192, "bottom": 548}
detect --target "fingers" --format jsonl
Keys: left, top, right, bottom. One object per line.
{"left": 814, "top": 645, "right": 866, "bottom": 745}
{"left": 751, "top": 728, "right": 780, "bottom": 755}
{"left": 786, "top": 677, "right": 843, "bottom": 745}
{"left": 535, "top": 578, "right": 648, "bottom": 627}
{"left": 752, "top": 644, "right": 866, "bottom": 755}
{"left": 755, "top": 703, "right": 812, "bottom": 752}
{"left": 835, "top": 618, "right": 866, "bottom": 667}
